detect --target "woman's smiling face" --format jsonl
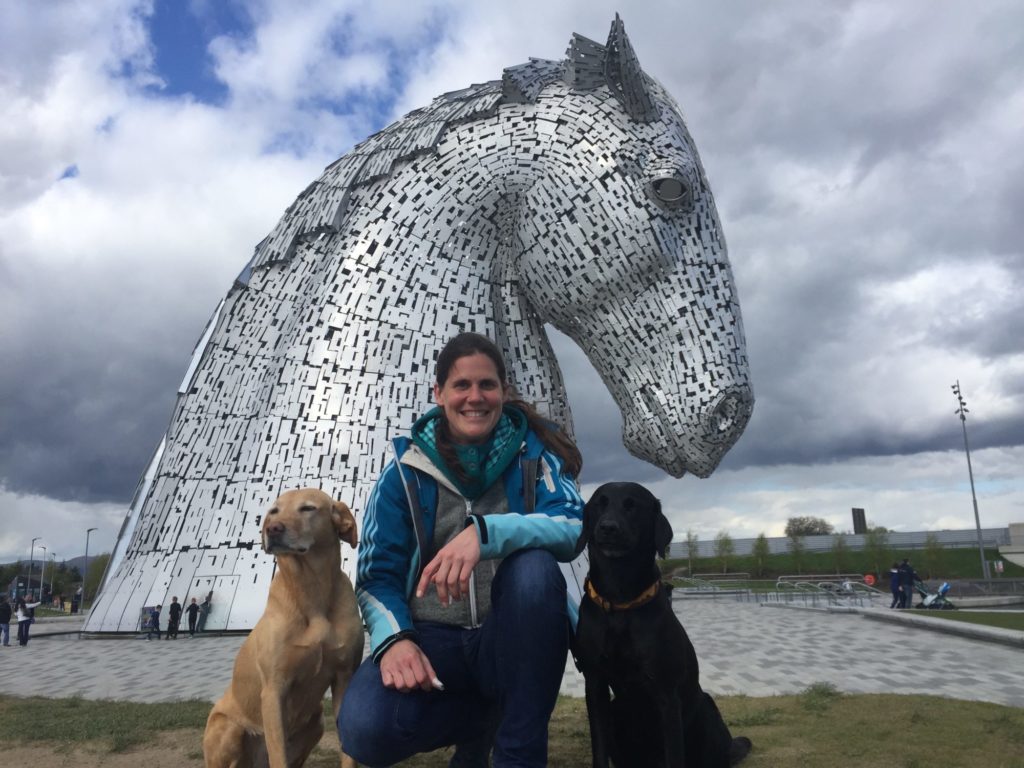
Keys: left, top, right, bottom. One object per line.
{"left": 433, "top": 352, "right": 508, "bottom": 444}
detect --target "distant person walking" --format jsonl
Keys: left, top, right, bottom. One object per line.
{"left": 888, "top": 562, "right": 901, "bottom": 609}
{"left": 146, "top": 604, "right": 162, "bottom": 640}
{"left": 185, "top": 597, "right": 200, "bottom": 636}
{"left": 166, "top": 597, "right": 182, "bottom": 640}
{"left": 16, "top": 595, "right": 41, "bottom": 646}
{"left": 196, "top": 591, "right": 213, "bottom": 633}
{"left": 0, "top": 596, "right": 11, "bottom": 646}
{"left": 897, "top": 559, "right": 916, "bottom": 609}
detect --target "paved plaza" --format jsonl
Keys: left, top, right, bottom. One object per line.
{"left": 2, "top": 600, "right": 1022, "bottom": 708}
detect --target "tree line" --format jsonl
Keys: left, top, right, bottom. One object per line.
{"left": 1, "top": 554, "right": 110, "bottom": 603}
{"left": 680, "top": 516, "right": 955, "bottom": 579}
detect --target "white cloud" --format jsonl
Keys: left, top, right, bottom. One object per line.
{"left": 0, "top": 484, "right": 125, "bottom": 564}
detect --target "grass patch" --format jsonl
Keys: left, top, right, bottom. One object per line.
{"left": 3, "top": 692, "right": 1023, "bottom": 766}
{"left": 717, "top": 692, "right": 1024, "bottom": 768}
{"left": 799, "top": 682, "right": 841, "bottom": 712}
{"left": 0, "top": 695, "right": 211, "bottom": 752}
{"left": 397, "top": 696, "right": 592, "bottom": 766}
{"left": 914, "top": 610, "right": 1024, "bottom": 632}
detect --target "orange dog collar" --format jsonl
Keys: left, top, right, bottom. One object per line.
{"left": 584, "top": 577, "right": 662, "bottom": 612}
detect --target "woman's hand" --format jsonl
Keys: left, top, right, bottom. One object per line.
{"left": 379, "top": 639, "right": 440, "bottom": 692}
{"left": 416, "top": 525, "right": 481, "bottom": 605}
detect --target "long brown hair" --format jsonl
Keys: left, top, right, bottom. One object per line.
{"left": 433, "top": 332, "right": 582, "bottom": 478}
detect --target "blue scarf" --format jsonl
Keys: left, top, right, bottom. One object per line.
{"left": 411, "top": 405, "right": 528, "bottom": 500}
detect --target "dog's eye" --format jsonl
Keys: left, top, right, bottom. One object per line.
{"left": 598, "top": 495, "right": 609, "bottom": 508}
{"left": 300, "top": 504, "right": 317, "bottom": 513}
{"left": 268, "top": 508, "right": 279, "bottom": 516}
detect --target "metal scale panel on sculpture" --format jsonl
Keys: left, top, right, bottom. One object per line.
{"left": 86, "top": 16, "right": 753, "bottom": 633}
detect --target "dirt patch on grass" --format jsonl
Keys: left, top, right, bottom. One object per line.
{"left": 1, "top": 729, "right": 206, "bottom": 768}
{"left": 0, "top": 729, "right": 355, "bottom": 768}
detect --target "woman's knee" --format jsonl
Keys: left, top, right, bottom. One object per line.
{"left": 501, "top": 547, "right": 563, "bottom": 584}
{"left": 492, "top": 549, "right": 566, "bottom": 611}
{"left": 339, "top": 658, "right": 462, "bottom": 766}
{"left": 337, "top": 662, "right": 402, "bottom": 765}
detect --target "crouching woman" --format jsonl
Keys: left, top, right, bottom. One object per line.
{"left": 338, "top": 332, "right": 584, "bottom": 767}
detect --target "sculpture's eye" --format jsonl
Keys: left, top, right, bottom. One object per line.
{"left": 649, "top": 174, "right": 694, "bottom": 211}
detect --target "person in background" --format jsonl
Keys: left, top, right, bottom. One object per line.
{"left": 197, "top": 591, "right": 213, "bottom": 632}
{"left": 888, "top": 561, "right": 901, "bottom": 609}
{"left": 0, "top": 596, "right": 11, "bottom": 646}
{"left": 16, "top": 594, "right": 41, "bottom": 646}
{"left": 146, "top": 604, "right": 162, "bottom": 641}
{"left": 339, "top": 332, "right": 584, "bottom": 768}
{"left": 897, "top": 559, "right": 916, "bottom": 609}
{"left": 166, "top": 596, "right": 182, "bottom": 640}
{"left": 185, "top": 597, "right": 200, "bottom": 636}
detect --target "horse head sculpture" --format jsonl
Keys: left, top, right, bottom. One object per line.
{"left": 86, "top": 16, "right": 753, "bottom": 632}
{"left": 515, "top": 18, "right": 752, "bottom": 477}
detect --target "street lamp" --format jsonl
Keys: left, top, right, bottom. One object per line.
{"left": 952, "top": 381, "right": 990, "bottom": 580}
{"left": 28, "top": 537, "right": 40, "bottom": 599}
{"left": 39, "top": 545, "right": 47, "bottom": 600}
{"left": 49, "top": 553, "right": 57, "bottom": 604}
{"left": 83, "top": 527, "right": 98, "bottom": 608}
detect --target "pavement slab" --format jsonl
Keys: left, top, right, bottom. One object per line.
{"left": 2, "top": 600, "right": 1021, "bottom": 708}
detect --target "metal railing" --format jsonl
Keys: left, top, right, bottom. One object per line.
{"left": 667, "top": 574, "right": 1024, "bottom": 607}
{"left": 668, "top": 575, "right": 885, "bottom": 608}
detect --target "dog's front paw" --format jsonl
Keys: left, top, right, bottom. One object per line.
{"left": 729, "top": 736, "right": 752, "bottom": 765}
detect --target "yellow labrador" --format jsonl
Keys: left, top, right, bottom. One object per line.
{"left": 203, "top": 489, "right": 364, "bottom": 768}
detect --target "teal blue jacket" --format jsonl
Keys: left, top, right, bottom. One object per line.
{"left": 356, "top": 429, "right": 584, "bottom": 661}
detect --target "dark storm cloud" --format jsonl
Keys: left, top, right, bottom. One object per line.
{"left": 719, "top": 409, "right": 1024, "bottom": 473}
{"left": 0, "top": 259, "right": 218, "bottom": 503}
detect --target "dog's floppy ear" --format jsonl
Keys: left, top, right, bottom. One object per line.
{"left": 654, "top": 500, "right": 673, "bottom": 558}
{"left": 574, "top": 496, "right": 596, "bottom": 556}
{"left": 573, "top": 518, "right": 589, "bottom": 556}
{"left": 332, "top": 499, "right": 358, "bottom": 549}
{"left": 573, "top": 528, "right": 588, "bottom": 557}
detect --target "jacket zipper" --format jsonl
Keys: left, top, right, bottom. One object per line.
{"left": 465, "top": 497, "right": 478, "bottom": 627}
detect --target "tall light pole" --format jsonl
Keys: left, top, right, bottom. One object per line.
{"left": 49, "top": 553, "right": 57, "bottom": 604}
{"left": 28, "top": 537, "right": 40, "bottom": 599}
{"left": 952, "top": 381, "right": 990, "bottom": 580}
{"left": 39, "top": 545, "right": 47, "bottom": 600}
{"left": 83, "top": 527, "right": 98, "bottom": 608}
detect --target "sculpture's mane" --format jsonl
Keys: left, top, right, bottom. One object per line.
{"left": 243, "top": 17, "right": 666, "bottom": 276}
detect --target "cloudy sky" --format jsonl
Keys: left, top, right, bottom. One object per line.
{"left": 2, "top": 0, "right": 1022, "bottom": 566}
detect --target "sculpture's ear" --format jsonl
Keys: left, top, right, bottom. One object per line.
{"left": 603, "top": 14, "right": 659, "bottom": 123}
{"left": 564, "top": 32, "right": 608, "bottom": 91}
{"left": 653, "top": 500, "right": 674, "bottom": 558}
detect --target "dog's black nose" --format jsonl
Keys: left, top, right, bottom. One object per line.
{"left": 267, "top": 523, "right": 286, "bottom": 536}
{"left": 596, "top": 518, "right": 621, "bottom": 537}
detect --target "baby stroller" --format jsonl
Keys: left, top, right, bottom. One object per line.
{"left": 913, "top": 580, "right": 955, "bottom": 610}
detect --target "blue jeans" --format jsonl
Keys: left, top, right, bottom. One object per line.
{"left": 339, "top": 549, "right": 569, "bottom": 767}
{"left": 0, "top": 622, "right": 8, "bottom": 645}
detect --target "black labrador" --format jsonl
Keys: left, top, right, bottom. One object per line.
{"left": 573, "top": 482, "right": 751, "bottom": 768}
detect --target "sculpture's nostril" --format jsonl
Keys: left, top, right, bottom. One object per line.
{"left": 704, "top": 389, "right": 753, "bottom": 444}
{"left": 711, "top": 395, "right": 739, "bottom": 435}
